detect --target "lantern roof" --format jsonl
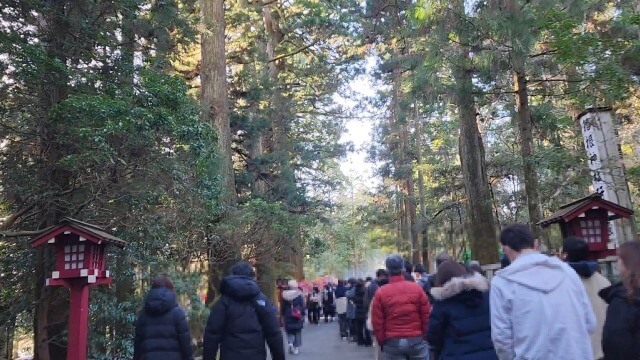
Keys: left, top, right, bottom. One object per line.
{"left": 538, "top": 193, "right": 633, "bottom": 228}
{"left": 30, "top": 218, "right": 126, "bottom": 248}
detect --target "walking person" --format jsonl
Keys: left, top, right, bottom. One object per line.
{"left": 426, "top": 253, "right": 454, "bottom": 288}
{"left": 335, "top": 279, "right": 349, "bottom": 340}
{"left": 371, "top": 254, "right": 430, "bottom": 360}
{"left": 491, "top": 224, "right": 595, "bottom": 360}
{"left": 353, "top": 279, "right": 371, "bottom": 346}
{"left": 322, "top": 283, "right": 336, "bottom": 322}
{"left": 346, "top": 278, "right": 358, "bottom": 342}
{"left": 306, "top": 286, "right": 321, "bottom": 325}
{"left": 562, "top": 237, "right": 610, "bottom": 360}
{"left": 134, "top": 274, "right": 194, "bottom": 360}
{"left": 281, "top": 279, "right": 305, "bottom": 355}
{"left": 365, "top": 270, "right": 388, "bottom": 310}
{"left": 427, "top": 261, "right": 497, "bottom": 360}
{"left": 202, "top": 262, "right": 285, "bottom": 360}
{"left": 366, "top": 269, "right": 388, "bottom": 360}
{"left": 598, "top": 241, "right": 640, "bottom": 360}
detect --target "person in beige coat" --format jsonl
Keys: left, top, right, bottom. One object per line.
{"left": 562, "top": 237, "right": 610, "bottom": 360}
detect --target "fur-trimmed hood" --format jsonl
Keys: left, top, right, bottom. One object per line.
{"left": 430, "top": 272, "right": 489, "bottom": 301}
{"left": 282, "top": 289, "right": 302, "bottom": 301}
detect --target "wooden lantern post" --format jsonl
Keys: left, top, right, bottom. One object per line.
{"left": 30, "top": 218, "right": 126, "bottom": 360}
{"left": 538, "top": 193, "right": 633, "bottom": 260}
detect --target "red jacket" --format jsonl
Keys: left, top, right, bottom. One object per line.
{"left": 371, "top": 275, "right": 430, "bottom": 344}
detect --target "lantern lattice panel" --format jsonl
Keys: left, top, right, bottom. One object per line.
{"left": 579, "top": 219, "right": 602, "bottom": 244}
{"left": 64, "top": 244, "right": 85, "bottom": 270}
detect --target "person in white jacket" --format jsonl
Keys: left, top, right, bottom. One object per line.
{"left": 490, "top": 224, "right": 596, "bottom": 360}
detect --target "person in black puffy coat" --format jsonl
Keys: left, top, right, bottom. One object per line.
{"left": 134, "top": 274, "right": 194, "bottom": 360}
{"left": 599, "top": 241, "right": 640, "bottom": 360}
{"left": 427, "top": 261, "right": 497, "bottom": 360}
{"left": 202, "top": 262, "right": 285, "bottom": 360}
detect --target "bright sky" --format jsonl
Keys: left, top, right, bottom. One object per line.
{"left": 336, "top": 74, "right": 381, "bottom": 191}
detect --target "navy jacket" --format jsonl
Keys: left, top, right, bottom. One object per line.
{"left": 134, "top": 287, "right": 194, "bottom": 360}
{"left": 427, "top": 273, "right": 497, "bottom": 360}
{"left": 599, "top": 282, "right": 640, "bottom": 360}
{"left": 335, "top": 284, "right": 347, "bottom": 298}
{"left": 280, "top": 289, "right": 305, "bottom": 332}
{"left": 202, "top": 275, "right": 285, "bottom": 360}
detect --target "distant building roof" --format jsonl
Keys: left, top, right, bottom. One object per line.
{"left": 538, "top": 193, "right": 633, "bottom": 227}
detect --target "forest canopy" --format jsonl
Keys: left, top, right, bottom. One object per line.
{"left": 1, "top": 0, "right": 640, "bottom": 358}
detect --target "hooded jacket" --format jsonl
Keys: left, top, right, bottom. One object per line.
{"left": 490, "top": 252, "right": 595, "bottom": 360}
{"left": 598, "top": 282, "right": 640, "bottom": 360}
{"left": 134, "top": 287, "right": 194, "bottom": 360}
{"left": 569, "top": 261, "right": 610, "bottom": 360}
{"left": 371, "top": 275, "right": 430, "bottom": 345}
{"left": 202, "top": 275, "right": 285, "bottom": 360}
{"left": 280, "top": 288, "right": 305, "bottom": 332}
{"left": 428, "top": 272, "right": 497, "bottom": 360}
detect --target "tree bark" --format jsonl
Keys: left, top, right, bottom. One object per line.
{"left": 512, "top": 55, "right": 543, "bottom": 242}
{"left": 201, "top": 0, "right": 237, "bottom": 206}
{"left": 415, "top": 100, "right": 429, "bottom": 269}
{"left": 454, "top": 51, "right": 499, "bottom": 265}
{"left": 0, "top": 315, "right": 15, "bottom": 360}
{"left": 34, "top": 2, "right": 75, "bottom": 359}
{"left": 398, "top": 102, "right": 419, "bottom": 265}
{"left": 201, "top": 0, "right": 239, "bottom": 306}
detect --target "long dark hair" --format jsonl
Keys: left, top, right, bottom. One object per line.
{"left": 152, "top": 274, "right": 175, "bottom": 292}
{"left": 619, "top": 241, "right": 640, "bottom": 300}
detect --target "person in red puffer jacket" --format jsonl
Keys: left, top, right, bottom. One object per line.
{"left": 371, "top": 254, "right": 430, "bottom": 360}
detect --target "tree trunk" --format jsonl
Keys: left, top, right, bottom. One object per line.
{"left": 398, "top": 103, "right": 419, "bottom": 264}
{"left": 454, "top": 51, "right": 499, "bottom": 265}
{"left": 405, "top": 178, "right": 419, "bottom": 265}
{"left": 0, "top": 315, "right": 15, "bottom": 360}
{"left": 256, "top": 256, "right": 276, "bottom": 301}
{"left": 201, "top": 0, "right": 239, "bottom": 305}
{"left": 415, "top": 101, "right": 429, "bottom": 269}
{"left": 395, "top": 183, "right": 403, "bottom": 251}
{"left": 512, "top": 55, "right": 543, "bottom": 242}
{"left": 201, "top": 0, "right": 237, "bottom": 206}
{"left": 34, "top": 2, "right": 74, "bottom": 358}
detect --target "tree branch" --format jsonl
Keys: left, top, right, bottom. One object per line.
{"left": 529, "top": 49, "right": 558, "bottom": 58}
{"left": 0, "top": 202, "right": 37, "bottom": 230}
{"left": 268, "top": 40, "right": 320, "bottom": 63}
{"left": 0, "top": 229, "right": 45, "bottom": 238}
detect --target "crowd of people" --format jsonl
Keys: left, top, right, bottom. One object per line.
{"left": 131, "top": 223, "right": 640, "bottom": 360}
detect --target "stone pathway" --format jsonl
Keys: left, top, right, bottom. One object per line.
{"left": 278, "top": 321, "right": 374, "bottom": 360}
